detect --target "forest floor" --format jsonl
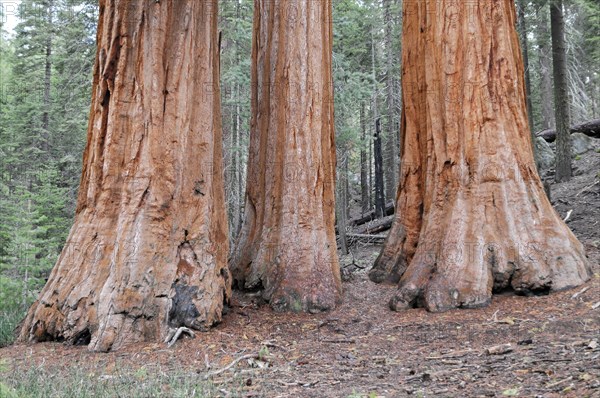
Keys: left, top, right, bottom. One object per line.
{"left": 1, "top": 151, "right": 599, "bottom": 398}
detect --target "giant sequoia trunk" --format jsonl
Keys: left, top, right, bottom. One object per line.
{"left": 230, "top": 0, "right": 341, "bottom": 313}
{"left": 369, "top": 0, "right": 590, "bottom": 312}
{"left": 19, "top": 0, "right": 230, "bottom": 351}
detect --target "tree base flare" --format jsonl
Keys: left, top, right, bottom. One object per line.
{"left": 269, "top": 285, "right": 341, "bottom": 314}
{"left": 385, "top": 230, "right": 591, "bottom": 313}
{"left": 370, "top": 0, "right": 591, "bottom": 312}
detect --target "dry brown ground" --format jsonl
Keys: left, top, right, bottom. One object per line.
{"left": 1, "top": 260, "right": 599, "bottom": 398}
{"left": 1, "top": 151, "right": 599, "bottom": 398}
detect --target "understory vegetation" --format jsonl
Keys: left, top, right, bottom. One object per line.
{"left": 0, "top": 361, "right": 231, "bottom": 398}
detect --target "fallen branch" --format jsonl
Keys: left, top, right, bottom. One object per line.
{"left": 165, "top": 327, "right": 195, "bottom": 348}
{"left": 277, "top": 380, "right": 320, "bottom": 388}
{"left": 571, "top": 286, "right": 590, "bottom": 299}
{"left": 205, "top": 353, "right": 259, "bottom": 378}
{"left": 261, "top": 340, "right": 288, "bottom": 351}
{"left": 546, "top": 376, "right": 573, "bottom": 389}
{"left": 355, "top": 215, "right": 394, "bottom": 235}
{"left": 563, "top": 209, "right": 573, "bottom": 222}
{"left": 321, "top": 338, "right": 356, "bottom": 344}
{"left": 426, "top": 349, "right": 473, "bottom": 360}
{"left": 347, "top": 233, "right": 387, "bottom": 241}
{"left": 592, "top": 302, "right": 600, "bottom": 310}
{"left": 486, "top": 344, "right": 513, "bottom": 355}
{"left": 576, "top": 181, "right": 599, "bottom": 197}
{"left": 536, "top": 118, "right": 600, "bottom": 142}
{"left": 349, "top": 202, "right": 395, "bottom": 226}
{"left": 488, "top": 310, "right": 500, "bottom": 323}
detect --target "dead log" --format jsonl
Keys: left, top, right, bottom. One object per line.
{"left": 346, "top": 234, "right": 387, "bottom": 244}
{"left": 536, "top": 118, "right": 600, "bottom": 142}
{"left": 350, "top": 202, "right": 395, "bottom": 226}
{"left": 355, "top": 215, "right": 394, "bottom": 235}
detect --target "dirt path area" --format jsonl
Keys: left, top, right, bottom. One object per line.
{"left": 1, "top": 151, "right": 599, "bottom": 398}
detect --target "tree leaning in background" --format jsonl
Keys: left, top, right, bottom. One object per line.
{"left": 19, "top": 0, "right": 230, "bottom": 351}
{"left": 369, "top": 0, "right": 591, "bottom": 311}
{"left": 230, "top": 0, "right": 342, "bottom": 312}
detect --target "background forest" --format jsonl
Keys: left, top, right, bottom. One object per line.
{"left": 0, "top": 0, "right": 598, "bottom": 347}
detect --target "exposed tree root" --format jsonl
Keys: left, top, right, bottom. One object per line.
{"left": 165, "top": 327, "right": 195, "bottom": 348}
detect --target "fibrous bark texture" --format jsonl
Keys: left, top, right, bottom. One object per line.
{"left": 19, "top": 0, "right": 230, "bottom": 351}
{"left": 230, "top": 0, "right": 341, "bottom": 313}
{"left": 369, "top": 0, "right": 591, "bottom": 312}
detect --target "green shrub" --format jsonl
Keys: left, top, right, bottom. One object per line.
{"left": 0, "top": 382, "right": 19, "bottom": 398}
{"left": 0, "top": 276, "right": 29, "bottom": 348}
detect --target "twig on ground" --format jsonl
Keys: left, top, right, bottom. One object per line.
{"left": 277, "top": 380, "right": 320, "bottom": 388}
{"left": 592, "top": 302, "right": 600, "bottom": 310}
{"left": 576, "top": 181, "right": 599, "bottom": 197}
{"left": 426, "top": 349, "right": 473, "bottom": 360}
{"left": 320, "top": 338, "right": 356, "bottom": 344}
{"left": 261, "top": 340, "right": 288, "bottom": 351}
{"left": 486, "top": 344, "right": 514, "bottom": 355}
{"left": 318, "top": 319, "right": 339, "bottom": 328}
{"left": 218, "top": 389, "right": 231, "bottom": 397}
{"left": 546, "top": 376, "right": 573, "bottom": 389}
{"left": 563, "top": 209, "right": 573, "bottom": 222}
{"left": 165, "top": 327, "right": 195, "bottom": 348}
{"left": 488, "top": 310, "right": 499, "bottom": 323}
{"left": 571, "top": 286, "right": 590, "bottom": 299}
{"left": 205, "top": 353, "right": 259, "bottom": 379}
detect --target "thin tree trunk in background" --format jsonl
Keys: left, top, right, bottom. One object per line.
{"left": 374, "top": 118, "right": 385, "bottom": 218}
{"left": 338, "top": 150, "right": 349, "bottom": 256}
{"left": 224, "top": 71, "right": 234, "bottom": 242}
{"left": 370, "top": 0, "right": 590, "bottom": 310}
{"left": 371, "top": 27, "right": 384, "bottom": 218}
{"left": 233, "top": 0, "right": 243, "bottom": 238}
{"left": 41, "top": 0, "right": 53, "bottom": 154}
{"left": 384, "top": 0, "right": 397, "bottom": 202}
{"left": 345, "top": 145, "right": 351, "bottom": 219}
{"left": 536, "top": 6, "right": 555, "bottom": 130}
{"left": 369, "top": 116, "right": 373, "bottom": 208}
{"left": 233, "top": 82, "right": 242, "bottom": 236}
{"left": 551, "top": 0, "right": 572, "bottom": 182}
{"left": 360, "top": 104, "right": 369, "bottom": 214}
{"left": 231, "top": 0, "right": 341, "bottom": 313}
{"left": 19, "top": 0, "right": 231, "bottom": 352}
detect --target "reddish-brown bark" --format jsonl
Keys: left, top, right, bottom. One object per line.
{"left": 18, "top": 0, "right": 230, "bottom": 351}
{"left": 369, "top": 0, "right": 591, "bottom": 311}
{"left": 230, "top": 0, "right": 341, "bottom": 312}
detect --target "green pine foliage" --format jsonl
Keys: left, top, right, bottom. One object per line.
{"left": 0, "top": 0, "right": 96, "bottom": 346}
{"left": 521, "top": 0, "right": 600, "bottom": 130}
